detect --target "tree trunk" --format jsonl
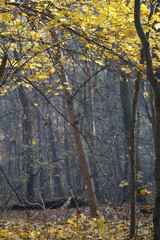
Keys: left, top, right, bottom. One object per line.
{"left": 18, "top": 85, "right": 34, "bottom": 201}
{"left": 129, "top": 71, "right": 141, "bottom": 238}
{"left": 120, "top": 71, "right": 131, "bottom": 202}
{"left": 85, "top": 61, "right": 101, "bottom": 201}
{"left": 154, "top": 96, "right": 160, "bottom": 240}
{"left": 63, "top": 99, "right": 73, "bottom": 193}
{"left": 47, "top": 112, "right": 64, "bottom": 198}
{"left": 134, "top": 1, "right": 160, "bottom": 239}
{"left": 66, "top": 99, "right": 99, "bottom": 217}
{"left": 55, "top": 46, "right": 99, "bottom": 217}
{"left": 36, "top": 107, "right": 47, "bottom": 199}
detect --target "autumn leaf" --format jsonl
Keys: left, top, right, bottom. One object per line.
{"left": 145, "top": 205, "right": 151, "bottom": 211}
{"left": 140, "top": 189, "right": 152, "bottom": 195}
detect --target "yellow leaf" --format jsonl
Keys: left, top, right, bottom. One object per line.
{"left": 136, "top": 64, "right": 143, "bottom": 71}
{"left": 140, "top": 189, "right": 151, "bottom": 195}
{"left": 32, "top": 140, "right": 36, "bottom": 145}
{"left": 95, "top": 60, "right": 105, "bottom": 66}
{"left": 155, "top": 23, "right": 160, "bottom": 30}
{"left": 143, "top": 91, "right": 148, "bottom": 99}
{"left": 34, "top": 103, "right": 38, "bottom": 106}
{"left": 56, "top": 86, "right": 63, "bottom": 90}
{"left": 119, "top": 180, "right": 129, "bottom": 188}
{"left": 30, "top": 231, "right": 40, "bottom": 239}
{"left": 29, "top": 15, "right": 35, "bottom": 20}
{"left": 98, "top": 216, "right": 105, "bottom": 235}
{"left": 96, "top": 13, "right": 106, "bottom": 24}
{"left": 0, "top": 0, "right": 5, "bottom": 7}
{"left": 58, "top": 230, "right": 64, "bottom": 238}
{"left": 140, "top": 189, "right": 147, "bottom": 195}
{"left": 80, "top": 213, "right": 86, "bottom": 220}
{"left": 21, "top": 232, "right": 28, "bottom": 239}
{"left": 145, "top": 205, "right": 150, "bottom": 211}
{"left": 45, "top": 89, "right": 52, "bottom": 95}
{"left": 68, "top": 219, "right": 74, "bottom": 224}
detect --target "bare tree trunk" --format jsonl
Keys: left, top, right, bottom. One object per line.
{"left": 55, "top": 47, "right": 99, "bottom": 217}
{"left": 134, "top": 1, "right": 160, "bottom": 239}
{"left": 120, "top": 71, "right": 131, "bottom": 202}
{"left": 129, "top": 69, "right": 141, "bottom": 238}
{"left": 46, "top": 107, "right": 64, "bottom": 198}
{"left": 63, "top": 99, "right": 73, "bottom": 193}
{"left": 36, "top": 107, "right": 47, "bottom": 199}
{"left": 66, "top": 99, "right": 99, "bottom": 217}
{"left": 18, "top": 85, "right": 34, "bottom": 201}
{"left": 85, "top": 61, "right": 101, "bottom": 201}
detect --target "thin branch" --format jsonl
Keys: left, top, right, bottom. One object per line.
{"left": 0, "top": 165, "right": 30, "bottom": 217}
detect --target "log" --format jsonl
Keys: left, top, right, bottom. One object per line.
{"left": 11, "top": 197, "right": 88, "bottom": 210}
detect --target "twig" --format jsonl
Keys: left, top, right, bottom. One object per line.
{"left": 0, "top": 165, "right": 30, "bottom": 217}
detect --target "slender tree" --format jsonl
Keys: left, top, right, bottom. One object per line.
{"left": 134, "top": 1, "right": 160, "bottom": 239}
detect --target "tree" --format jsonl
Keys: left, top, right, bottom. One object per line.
{"left": 0, "top": 0, "right": 159, "bottom": 233}
{"left": 134, "top": 0, "right": 160, "bottom": 239}
{"left": 54, "top": 44, "right": 99, "bottom": 217}
{"left": 18, "top": 85, "right": 34, "bottom": 201}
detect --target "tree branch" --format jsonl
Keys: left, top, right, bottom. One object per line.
{"left": 134, "top": 0, "right": 157, "bottom": 91}
{"left": 0, "top": 165, "right": 30, "bottom": 217}
{"left": 0, "top": 53, "right": 8, "bottom": 87}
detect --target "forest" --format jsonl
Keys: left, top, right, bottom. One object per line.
{"left": 0, "top": 0, "right": 160, "bottom": 239}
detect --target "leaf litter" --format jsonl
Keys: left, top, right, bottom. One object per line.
{"left": 0, "top": 204, "right": 153, "bottom": 239}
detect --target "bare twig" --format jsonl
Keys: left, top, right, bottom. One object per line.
{"left": 0, "top": 165, "right": 30, "bottom": 217}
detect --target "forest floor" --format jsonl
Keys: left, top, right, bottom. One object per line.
{"left": 0, "top": 204, "right": 153, "bottom": 239}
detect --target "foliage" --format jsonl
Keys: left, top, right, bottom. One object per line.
{"left": 0, "top": 0, "right": 159, "bottom": 93}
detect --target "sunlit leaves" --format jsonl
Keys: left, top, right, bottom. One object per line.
{"left": 119, "top": 180, "right": 129, "bottom": 188}
{"left": 140, "top": 189, "right": 152, "bottom": 196}
{"left": 0, "top": 0, "right": 159, "bottom": 91}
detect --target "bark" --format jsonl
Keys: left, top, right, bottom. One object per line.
{"left": 18, "top": 85, "right": 34, "bottom": 201}
{"left": 85, "top": 61, "right": 101, "bottom": 201}
{"left": 63, "top": 100, "right": 72, "bottom": 192}
{"left": 47, "top": 115, "right": 64, "bottom": 197}
{"left": 66, "top": 99, "right": 99, "bottom": 217}
{"left": 0, "top": 53, "right": 8, "bottom": 85}
{"left": 134, "top": 1, "right": 160, "bottom": 239}
{"left": 120, "top": 71, "right": 131, "bottom": 202}
{"left": 150, "top": 86, "right": 156, "bottom": 151}
{"left": 36, "top": 108, "right": 47, "bottom": 199}
{"left": 55, "top": 47, "right": 99, "bottom": 217}
{"left": 129, "top": 71, "right": 141, "bottom": 238}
